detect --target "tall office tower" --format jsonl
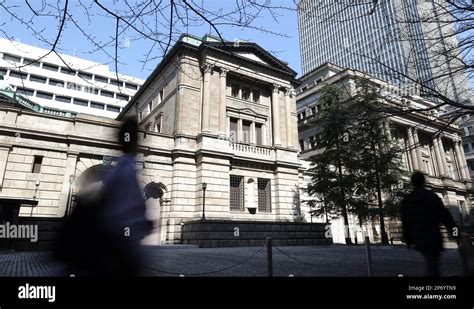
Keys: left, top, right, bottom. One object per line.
{"left": 297, "top": 0, "right": 471, "bottom": 105}
{"left": 0, "top": 38, "right": 144, "bottom": 118}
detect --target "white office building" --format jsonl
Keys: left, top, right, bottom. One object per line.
{"left": 0, "top": 38, "right": 144, "bottom": 118}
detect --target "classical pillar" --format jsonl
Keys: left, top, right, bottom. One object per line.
{"left": 201, "top": 63, "right": 213, "bottom": 133}
{"left": 459, "top": 141, "right": 471, "bottom": 180}
{"left": 433, "top": 136, "right": 444, "bottom": 176}
{"left": 237, "top": 118, "right": 243, "bottom": 143}
{"left": 251, "top": 122, "right": 256, "bottom": 145}
{"left": 437, "top": 136, "right": 449, "bottom": 177}
{"left": 272, "top": 84, "right": 281, "bottom": 146}
{"left": 0, "top": 145, "right": 11, "bottom": 191}
{"left": 454, "top": 140, "right": 467, "bottom": 180}
{"left": 407, "top": 127, "right": 419, "bottom": 171}
{"left": 413, "top": 128, "right": 425, "bottom": 173}
{"left": 284, "top": 88, "right": 293, "bottom": 148}
{"left": 174, "top": 56, "right": 184, "bottom": 135}
{"left": 58, "top": 152, "right": 78, "bottom": 217}
{"left": 218, "top": 68, "right": 228, "bottom": 136}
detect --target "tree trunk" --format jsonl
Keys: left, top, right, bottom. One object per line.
{"left": 370, "top": 133, "right": 389, "bottom": 244}
{"left": 336, "top": 139, "right": 352, "bottom": 245}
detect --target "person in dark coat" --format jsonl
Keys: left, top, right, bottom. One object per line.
{"left": 400, "top": 172, "right": 457, "bottom": 277}
{"left": 96, "top": 116, "right": 153, "bottom": 276}
{"left": 55, "top": 117, "right": 152, "bottom": 277}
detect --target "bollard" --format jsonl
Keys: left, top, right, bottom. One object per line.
{"left": 365, "top": 236, "right": 373, "bottom": 277}
{"left": 266, "top": 237, "right": 273, "bottom": 277}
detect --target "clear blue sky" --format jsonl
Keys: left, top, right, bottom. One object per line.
{"left": 0, "top": 1, "right": 301, "bottom": 80}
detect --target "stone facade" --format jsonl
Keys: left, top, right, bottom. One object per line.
{"left": 296, "top": 63, "right": 474, "bottom": 244}
{"left": 0, "top": 34, "right": 303, "bottom": 246}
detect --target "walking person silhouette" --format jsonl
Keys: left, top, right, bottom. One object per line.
{"left": 400, "top": 172, "right": 458, "bottom": 277}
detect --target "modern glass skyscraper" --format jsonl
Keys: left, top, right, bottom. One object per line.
{"left": 297, "top": 0, "right": 471, "bottom": 103}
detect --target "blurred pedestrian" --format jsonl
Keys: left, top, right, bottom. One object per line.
{"left": 400, "top": 172, "right": 457, "bottom": 277}
{"left": 55, "top": 117, "right": 152, "bottom": 277}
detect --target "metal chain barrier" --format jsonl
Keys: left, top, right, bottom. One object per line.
{"left": 144, "top": 244, "right": 266, "bottom": 276}
{"left": 273, "top": 246, "right": 345, "bottom": 268}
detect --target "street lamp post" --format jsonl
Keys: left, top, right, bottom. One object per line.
{"left": 202, "top": 182, "right": 207, "bottom": 220}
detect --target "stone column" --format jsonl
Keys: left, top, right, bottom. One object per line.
{"left": 0, "top": 145, "right": 11, "bottom": 191}
{"left": 407, "top": 127, "right": 419, "bottom": 171}
{"left": 413, "top": 128, "right": 425, "bottom": 172}
{"left": 459, "top": 140, "right": 471, "bottom": 180}
{"left": 218, "top": 68, "right": 228, "bottom": 136}
{"left": 237, "top": 118, "right": 243, "bottom": 143}
{"left": 454, "top": 140, "right": 467, "bottom": 180}
{"left": 272, "top": 84, "right": 281, "bottom": 146}
{"left": 251, "top": 121, "right": 256, "bottom": 145}
{"left": 58, "top": 152, "right": 78, "bottom": 217}
{"left": 201, "top": 63, "right": 213, "bottom": 133}
{"left": 284, "top": 88, "right": 293, "bottom": 148}
{"left": 174, "top": 56, "right": 184, "bottom": 135}
{"left": 433, "top": 136, "right": 445, "bottom": 176}
{"left": 437, "top": 136, "right": 449, "bottom": 177}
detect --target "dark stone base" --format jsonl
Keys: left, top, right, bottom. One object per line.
{"left": 181, "top": 220, "right": 332, "bottom": 248}
{"left": 13, "top": 217, "right": 64, "bottom": 251}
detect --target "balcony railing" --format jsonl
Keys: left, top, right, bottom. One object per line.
{"left": 230, "top": 142, "right": 274, "bottom": 160}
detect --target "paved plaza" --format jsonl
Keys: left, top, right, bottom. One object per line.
{"left": 0, "top": 244, "right": 463, "bottom": 277}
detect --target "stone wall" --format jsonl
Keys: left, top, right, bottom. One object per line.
{"left": 181, "top": 220, "right": 332, "bottom": 248}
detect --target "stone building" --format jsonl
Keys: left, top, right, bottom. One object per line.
{"left": 297, "top": 62, "right": 473, "bottom": 244}
{"left": 0, "top": 34, "right": 326, "bottom": 248}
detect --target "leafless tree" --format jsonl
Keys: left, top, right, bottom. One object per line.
{"left": 0, "top": 0, "right": 297, "bottom": 87}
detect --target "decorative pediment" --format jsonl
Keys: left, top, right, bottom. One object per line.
{"left": 201, "top": 41, "right": 297, "bottom": 77}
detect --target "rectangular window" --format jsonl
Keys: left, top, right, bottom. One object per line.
{"left": 90, "top": 102, "right": 104, "bottom": 109}
{"left": 464, "top": 144, "right": 470, "bottom": 153}
{"left": 32, "top": 156, "right": 43, "bottom": 173}
{"left": 36, "top": 91, "right": 53, "bottom": 100}
{"left": 231, "top": 83, "right": 239, "bottom": 98}
{"left": 9, "top": 71, "right": 28, "bottom": 79}
{"left": 229, "top": 118, "right": 238, "bottom": 142}
{"left": 16, "top": 87, "right": 34, "bottom": 96}
{"left": 116, "top": 94, "right": 129, "bottom": 101}
{"left": 258, "top": 178, "right": 271, "bottom": 212}
{"left": 242, "top": 87, "right": 251, "bottom": 101}
{"left": 23, "top": 58, "right": 40, "bottom": 67}
{"left": 255, "top": 123, "right": 262, "bottom": 145}
{"left": 242, "top": 120, "right": 251, "bottom": 144}
{"left": 0, "top": 68, "right": 7, "bottom": 76}
{"left": 49, "top": 79, "right": 64, "bottom": 87}
{"left": 55, "top": 96, "right": 71, "bottom": 103}
{"left": 299, "top": 139, "right": 305, "bottom": 151}
{"left": 110, "top": 79, "right": 122, "bottom": 87}
{"left": 100, "top": 90, "right": 114, "bottom": 98}
{"left": 73, "top": 98, "right": 88, "bottom": 106}
{"left": 42, "top": 63, "right": 58, "bottom": 72}
{"left": 155, "top": 116, "right": 162, "bottom": 133}
{"left": 61, "top": 67, "right": 76, "bottom": 76}
{"left": 230, "top": 175, "right": 244, "bottom": 212}
{"left": 65, "top": 82, "right": 81, "bottom": 92}
{"left": 78, "top": 72, "right": 93, "bottom": 80}
{"left": 106, "top": 105, "right": 120, "bottom": 113}
{"left": 94, "top": 75, "right": 108, "bottom": 83}
{"left": 125, "top": 83, "right": 138, "bottom": 90}
{"left": 3, "top": 54, "right": 21, "bottom": 63}
{"left": 29, "top": 74, "right": 47, "bottom": 83}
{"left": 252, "top": 90, "right": 260, "bottom": 103}
{"left": 159, "top": 90, "right": 164, "bottom": 103}
{"left": 148, "top": 101, "right": 152, "bottom": 113}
